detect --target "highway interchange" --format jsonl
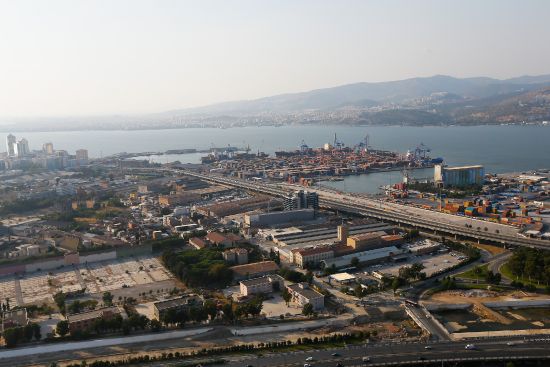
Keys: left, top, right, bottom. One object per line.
{"left": 180, "top": 170, "right": 549, "bottom": 249}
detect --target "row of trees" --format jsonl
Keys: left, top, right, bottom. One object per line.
{"left": 64, "top": 332, "right": 366, "bottom": 367}
{"left": 2, "top": 323, "right": 41, "bottom": 348}
{"left": 507, "top": 247, "right": 550, "bottom": 286}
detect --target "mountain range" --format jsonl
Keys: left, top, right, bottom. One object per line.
{"left": 169, "top": 74, "right": 550, "bottom": 118}
{"left": 2, "top": 74, "right": 550, "bottom": 131}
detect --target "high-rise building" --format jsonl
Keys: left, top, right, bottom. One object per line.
{"left": 75, "top": 149, "right": 89, "bottom": 166}
{"left": 283, "top": 190, "right": 319, "bottom": 211}
{"left": 43, "top": 142, "right": 54, "bottom": 155}
{"left": 6, "top": 134, "right": 16, "bottom": 157}
{"left": 15, "top": 138, "right": 30, "bottom": 157}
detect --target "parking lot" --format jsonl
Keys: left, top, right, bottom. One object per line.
{"left": 368, "top": 251, "right": 464, "bottom": 278}
{"left": 0, "top": 256, "right": 174, "bottom": 306}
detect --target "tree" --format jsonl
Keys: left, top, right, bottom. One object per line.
{"left": 32, "top": 322, "right": 41, "bottom": 340}
{"left": 3, "top": 327, "right": 18, "bottom": 348}
{"left": 305, "top": 270, "right": 314, "bottom": 285}
{"left": 282, "top": 288, "right": 292, "bottom": 306}
{"left": 350, "top": 257, "right": 360, "bottom": 268}
{"left": 391, "top": 277, "right": 402, "bottom": 294}
{"left": 102, "top": 292, "right": 114, "bottom": 306}
{"left": 354, "top": 284, "right": 365, "bottom": 299}
{"left": 56, "top": 320, "right": 69, "bottom": 337}
{"left": 53, "top": 292, "right": 66, "bottom": 313}
{"left": 302, "top": 303, "right": 314, "bottom": 317}
{"left": 150, "top": 319, "right": 162, "bottom": 332}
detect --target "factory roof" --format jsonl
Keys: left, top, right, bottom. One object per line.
{"left": 329, "top": 272, "right": 356, "bottom": 282}
{"left": 230, "top": 261, "right": 279, "bottom": 277}
{"left": 321, "top": 246, "right": 401, "bottom": 269}
{"left": 287, "top": 283, "right": 324, "bottom": 300}
{"left": 444, "top": 165, "right": 484, "bottom": 170}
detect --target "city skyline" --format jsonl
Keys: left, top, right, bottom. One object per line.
{"left": 1, "top": 0, "right": 550, "bottom": 118}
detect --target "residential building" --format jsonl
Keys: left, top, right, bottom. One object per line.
{"left": 239, "top": 274, "right": 284, "bottom": 296}
{"left": 284, "top": 190, "right": 319, "bottom": 211}
{"left": 43, "top": 142, "right": 54, "bottom": 155}
{"left": 6, "top": 134, "right": 16, "bottom": 157}
{"left": 223, "top": 248, "right": 249, "bottom": 265}
{"left": 189, "top": 237, "right": 208, "bottom": 250}
{"left": 286, "top": 282, "right": 324, "bottom": 310}
{"left": 153, "top": 294, "right": 204, "bottom": 320}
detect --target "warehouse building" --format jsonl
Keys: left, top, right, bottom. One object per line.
{"left": 286, "top": 283, "right": 325, "bottom": 310}
{"left": 320, "top": 246, "right": 402, "bottom": 270}
{"left": 434, "top": 164, "right": 485, "bottom": 187}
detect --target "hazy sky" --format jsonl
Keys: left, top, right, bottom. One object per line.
{"left": 1, "top": 0, "right": 549, "bottom": 117}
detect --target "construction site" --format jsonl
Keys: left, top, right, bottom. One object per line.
{"left": 422, "top": 289, "right": 550, "bottom": 339}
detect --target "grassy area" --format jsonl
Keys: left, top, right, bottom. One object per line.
{"left": 472, "top": 243, "right": 508, "bottom": 256}
{"left": 456, "top": 264, "right": 489, "bottom": 280}
{"left": 500, "top": 262, "right": 545, "bottom": 289}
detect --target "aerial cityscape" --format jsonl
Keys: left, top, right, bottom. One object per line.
{"left": 1, "top": 1, "right": 550, "bottom": 367}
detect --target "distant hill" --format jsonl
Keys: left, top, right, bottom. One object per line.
{"left": 168, "top": 74, "right": 550, "bottom": 116}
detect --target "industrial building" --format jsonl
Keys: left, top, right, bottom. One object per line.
{"left": 245, "top": 209, "right": 315, "bottom": 227}
{"left": 434, "top": 164, "right": 485, "bottom": 187}
{"left": 292, "top": 246, "right": 334, "bottom": 268}
{"left": 320, "top": 246, "right": 403, "bottom": 270}
{"left": 230, "top": 260, "right": 280, "bottom": 281}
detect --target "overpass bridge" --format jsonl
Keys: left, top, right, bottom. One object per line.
{"left": 179, "top": 170, "right": 549, "bottom": 249}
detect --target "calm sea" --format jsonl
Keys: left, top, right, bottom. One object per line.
{"left": 10, "top": 125, "right": 550, "bottom": 193}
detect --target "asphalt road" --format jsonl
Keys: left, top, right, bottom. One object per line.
{"left": 215, "top": 338, "right": 550, "bottom": 367}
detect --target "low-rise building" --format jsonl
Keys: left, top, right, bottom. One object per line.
{"left": 293, "top": 246, "right": 334, "bottom": 268}
{"left": 223, "top": 248, "right": 249, "bottom": 265}
{"left": 189, "top": 237, "right": 208, "bottom": 250}
{"left": 1, "top": 308, "right": 28, "bottom": 332}
{"left": 346, "top": 231, "right": 386, "bottom": 251}
{"left": 286, "top": 283, "right": 324, "bottom": 310}
{"left": 328, "top": 272, "right": 356, "bottom": 285}
{"left": 230, "top": 260, "right": 279, "bottom": 281}
{"left": 153, "top": 294, "right": 204, "bottom": 320}
{"left": 239, "top": 274, "right": 284, "bottom": 296}
{"left": 67, "top": 307, "right": 122, "bottom": 334}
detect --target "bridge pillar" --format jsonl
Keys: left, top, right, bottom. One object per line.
{"left": 454, "top": 234, "right": 458, "bottom": 240}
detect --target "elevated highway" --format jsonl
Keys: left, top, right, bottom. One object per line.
{"left": 180, "top": 170, "right": 549, "bottom": 249}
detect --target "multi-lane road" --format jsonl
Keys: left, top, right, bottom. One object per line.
{"left": 180, "top": 170, "right": 549, "bottom": 249}
{"left": 214, "top": 338, "right": 550, "bottom": 367}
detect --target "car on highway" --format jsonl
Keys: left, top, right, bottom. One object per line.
{"left": 306, "top": 357, "right": 314, "bottom": 361}
{"left": 465, "top": 344, "right": 477, "bottom": 350}
{"left": 304, "top": 364, "right": 312, "bottom": 367}
{"left": 424, "top": 345, "right": 432, "bottom": 350}
{"left": 362, "top": 356, "right": 371, "bottom": 363}
{"left": 331, "top": 352, "right": 341, "bottom": 357}
{"left": 506, "top": 341, "right": 516, "bottom": 346}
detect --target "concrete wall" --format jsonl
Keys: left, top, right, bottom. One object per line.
{"left": 64, "top": 252, "right": 80, "bottom": 266}
{"left": 424, "top": 303, "right": 472, "bottom": 311}
{"left": 25, "top": 257, "right": 65, "bottom": 273}
{"left": 483, "top": 299, "right": 550, "bottom": 309}
{"left": 116, "top": 243, "right": 152, "bottom": 258}
{"left": 0, "top": 263, "right": 26, "bottom": 277}
{"left": 79, "top": 251, "right": 117, "bottom": 264}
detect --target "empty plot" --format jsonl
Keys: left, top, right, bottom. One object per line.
{"left": 0, "top": 277, "right": 17, "bottom": 305}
